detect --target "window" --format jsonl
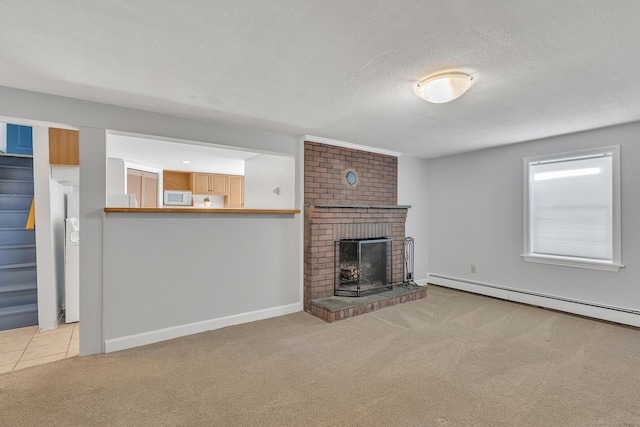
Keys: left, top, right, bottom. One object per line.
{"left": 522, "top": 146, "right": 623, "bottom": 272}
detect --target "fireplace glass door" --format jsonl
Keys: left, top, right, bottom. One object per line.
{"left": 335, "top": 238, "right": 392, "bottom": 297}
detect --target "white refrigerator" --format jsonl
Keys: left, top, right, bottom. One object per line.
{"left": 64, "top": 217, "right": 80, "bottom": 323}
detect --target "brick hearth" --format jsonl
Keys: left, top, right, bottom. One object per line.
{"left": 304, "top": 141, "right": 426, "bottom": 322}
{"left": 310, "top": 284, "right": 427, "bottom": 322}
{"left": 304, "top": 204, "right": 409, "bottom": 310}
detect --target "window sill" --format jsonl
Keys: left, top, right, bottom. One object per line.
{"left": 521, "top": 254, "right": 624, "bottom": 272}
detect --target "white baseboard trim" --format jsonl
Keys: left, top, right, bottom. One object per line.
{"left": 104, "top": 302, "right": 302, "bottom": 353}
{"left": 428, "top": 274, "right": 640, "bottom": 328}
{"left": 415, "top": 278, "right": 429, "bottom": 287}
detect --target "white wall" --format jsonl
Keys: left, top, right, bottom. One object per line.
{"left": 398, "top": 155, "right": 429, "bottom": 283}
{"left": 78, "top": 127, "right": 107, "bottom": 354}
{"left": 66, "top": 192, "right": 79, "bottom": 218}
{"left": 51, "top": 180, "right": 66, "bottom": 313}
{"left": 103, "top": 213, "right": 300, "bottom": 351}
{"left": 51, "top": 166, "right": 79, "bottom": 187}
{"left": 244, "top": 154, "right": 295, "bottom": 209}
{"left": 107, "top": 158, "right": 126, "bottom": 195}
{"left": 0, "top": 123, "right": 6, "bottom": 152}
{"left": 0, "top": 85, "right": 301, "bottom": 355}
{"left": 32, "top": 126, "right": 64, "bottom": 330}
{"left": 427, "top": 122, "right": 640, "bottom": 323}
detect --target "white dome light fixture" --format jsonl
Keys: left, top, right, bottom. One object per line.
{"left": 415, "top": 72, "right": 474, "bottom": 104}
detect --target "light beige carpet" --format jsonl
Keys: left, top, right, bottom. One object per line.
{"left": 2, "top": 285, "right": 640, "bottom": 426}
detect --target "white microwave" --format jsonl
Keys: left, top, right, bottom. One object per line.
{"left": 163, "top": 190, "right": 192, "bottom": 206}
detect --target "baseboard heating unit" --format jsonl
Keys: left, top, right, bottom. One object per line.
{"left": 428, "top": 274, "right": 640, "bottom": 328}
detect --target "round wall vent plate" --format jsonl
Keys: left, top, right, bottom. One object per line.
{"left": 344, "top": 170, "right": 358, "bottom": 186}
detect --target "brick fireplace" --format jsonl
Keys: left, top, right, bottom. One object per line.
{"left": 304, "top": 141, "right": 426, "bottom": 322}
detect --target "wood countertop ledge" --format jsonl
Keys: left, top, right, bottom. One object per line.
{"left": 104, "top": 207, "right": 300, "bottom": 214}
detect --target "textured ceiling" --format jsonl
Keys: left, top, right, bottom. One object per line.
{"left": 1, "top": 1, "right": 640, "bottom": 158}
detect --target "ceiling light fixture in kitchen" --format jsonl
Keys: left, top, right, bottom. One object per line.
{"left": 182, "top": 160, "right": 191, "bottom": 164}
{"left": 415, "top": 71, "right": 474, "bottom": 103}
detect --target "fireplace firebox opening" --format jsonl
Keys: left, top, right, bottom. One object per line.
{"left": 335, "top": 238, "right": 393, "bottom": 297}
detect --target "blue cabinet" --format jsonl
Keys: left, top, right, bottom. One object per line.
{"left": 7, "top": 124, "right": 33, "bottom": 156}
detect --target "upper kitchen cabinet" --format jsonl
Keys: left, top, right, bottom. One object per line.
{"left": 192, "top": 173, "right": 209, "bottom": 194}
{"left": 49, "top": 128, "right": 79, "bottom": 165}
{"left": 224, "top": 175, "right": 244, "bottom": 208}
{"left": 163, "top": 170, "right": 192, "bottom": 191}
{"left": 193, "top": 172, "right": 227, "bottom": 195}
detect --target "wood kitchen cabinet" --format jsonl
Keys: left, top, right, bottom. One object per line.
{"left": 192, "top": 173, "right": 227, "bottom": 195}
{"left": 192, "top": 173, "right": 210, "bottom": 194}
{"left": 127, "top": 168, "right": 159, "bottom": 208}
{"left": 224, "top": 175, "right": 244, "bottom": 208}
{"left": 163, "top": 170, "right": 192, "bottom": 191}
{"left": 49, "top": 128, "right": 79, "bottom": 165}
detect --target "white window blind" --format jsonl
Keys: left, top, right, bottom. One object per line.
{"left": 522, "top": 146, "right": 622, "bottom": 272}
{"left": 530, "top": 154, "right": 612, "bottom": 260}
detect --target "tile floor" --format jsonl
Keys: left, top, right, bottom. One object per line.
{"left": 0, "top": 322, "right": 79, "bottom": 374}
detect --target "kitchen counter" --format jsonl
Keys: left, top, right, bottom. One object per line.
{"left": 104, "top": 207, "right": 300, "bottom": 214}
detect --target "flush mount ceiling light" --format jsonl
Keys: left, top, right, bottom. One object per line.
{"left": 415, "top": 72, "right": 474, "bottom": 104}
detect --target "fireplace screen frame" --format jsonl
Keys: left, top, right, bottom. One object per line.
{"left": 334, "top": 238, "right": 393, "bottom": 297}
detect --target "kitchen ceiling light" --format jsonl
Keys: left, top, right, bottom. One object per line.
{"left": 182, "top": 160, "right": 191, "bottom": 164}
{"left": 415, "top": 72, "right": 474, "bottom": 104}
